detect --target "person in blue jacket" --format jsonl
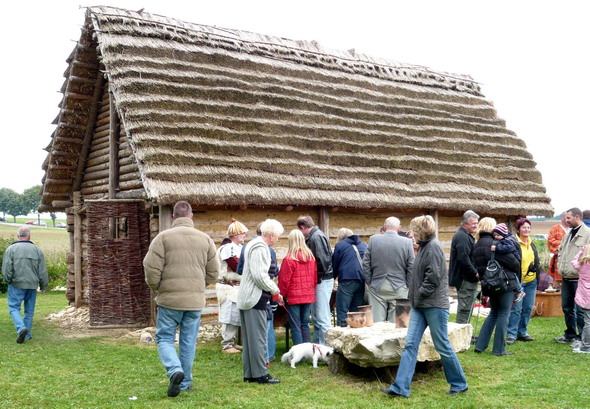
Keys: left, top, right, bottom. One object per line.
{"left": 333, "top": 228, "right": 368, "bottom": 327}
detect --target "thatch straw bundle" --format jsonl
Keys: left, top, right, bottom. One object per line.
{"left": 40, "top": 6, "right": 553, "bottom": 216}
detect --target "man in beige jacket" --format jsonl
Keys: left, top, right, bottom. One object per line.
{"left": 144, "top": 201, "right": 218, "bottom": 397}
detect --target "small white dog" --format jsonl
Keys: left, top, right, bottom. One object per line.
{"left": 281, "top": 342, "right": 334, "bottom": 368}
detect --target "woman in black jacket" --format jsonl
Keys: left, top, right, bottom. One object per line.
{"left": 472, "top": 218, "right": 521, "bottom": 356}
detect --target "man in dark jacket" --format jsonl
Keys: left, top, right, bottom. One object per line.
{"left": 449, "top": 210, "right": 480, "bottom": 324}
{"left": 297, "top": 215, "right": 333, "bottom": 344}
{"left": 2, "top": 226, "right": 48, "bottom": 344}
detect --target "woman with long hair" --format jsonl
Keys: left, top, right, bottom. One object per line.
{"left": 279, "top": 229, "right": 317, "bottom": 345}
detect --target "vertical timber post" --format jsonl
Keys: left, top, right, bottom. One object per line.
{"left": 73, "top": 191, "right": 83, "bottom": 308}
{"left": 432, "top": 209, "right": 440, "bottom": 239}
{"left": 318, "top": 206, "right": 330, "bottom": 239}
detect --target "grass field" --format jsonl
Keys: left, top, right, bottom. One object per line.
{"left": 0, "top": 223, "right": 69, "bottom": 252}
{"left": 1, "top": 291, "right": 589, "bottom": 409}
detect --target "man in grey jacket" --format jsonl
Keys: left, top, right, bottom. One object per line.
{"left": 2, "top": 225, "right": 48, "bottom": 344}
{"left": 362, "top": 217, "right": 415, "bottom": 323}
{"left": 555, "top": 207, "right": 590, "bottom": 343}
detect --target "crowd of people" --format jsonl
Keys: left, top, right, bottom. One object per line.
{"left": 139, "top": 203, "right": 590, "bottom": 397}
{"left": 6, "top": 199, "right": 590, "bottom": 399}
{"left": 450, "top": 208, "right": 590, "bottom": 359}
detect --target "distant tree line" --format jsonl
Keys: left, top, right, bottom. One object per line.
{"left": 0, "top": 185, "right": 43, "bottom": 222}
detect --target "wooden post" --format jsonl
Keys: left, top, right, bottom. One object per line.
{"left": 73, "top": 192, "right": 83, "bottom": 307}
{"left": 73, "top": 72, "right": 105, "bottom": 192}
{"left": 158, "top": 205, "right": 173, "bottom": 232}
{"left": 318, "top": 206, "right": 330, "bottom": 238}
{"left": 432, "top": 209, "right": 440, "bottom": 239}
{"left": 108, "top": 91, "right": 120, "bottom": 199}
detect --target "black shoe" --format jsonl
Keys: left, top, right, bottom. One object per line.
{"left": 254, "top": 374, "right": 280, "bottom": 384}
{"left": 16, "top": 328, "right": 28, "bottom": 344}
{"left": 244, "top": 377, "right": 255, "bottom": 382}
{"left": 474, "top": 349, "right": 483, "bottom": 354}
{"left": 517, "top": 335, "right": 535, "bottom": 342}
{"left": 493, "top": 351, "right": 514, "bottom": 356}
{"left": 380, "top": 388, "right": 407, "bottom": 398}
{"left": 448, "top": 387, "right": 468, "bottom": 395}
{"left": 505, "top": 338, "right": 515, "bottom": 345}
{"left": 167, "top": 371, "right": 184, "bottom": 397}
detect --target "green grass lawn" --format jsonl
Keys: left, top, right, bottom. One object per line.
{"left": 1, "top": 292, "right": 589, "bottom": 408}
{"left": 0, "top": 224, "right": 69, "bottom": 252}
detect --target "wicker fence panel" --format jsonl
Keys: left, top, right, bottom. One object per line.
{"left": 87, "top": 201, "right": 151, "bottom": 327}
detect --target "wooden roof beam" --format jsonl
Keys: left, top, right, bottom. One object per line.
{"left": 73, "top": 72, "right": 106, "bottom": 191}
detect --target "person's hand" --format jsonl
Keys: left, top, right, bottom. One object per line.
{"left": 491, "top": 245, "right": 496, "bottom": 251}
{"left": 277, "top": 294, "right": 284, "bottom": 306}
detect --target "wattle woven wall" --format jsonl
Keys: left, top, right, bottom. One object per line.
{"left": 87, "top": 201, "right": 151, "bottom": 327}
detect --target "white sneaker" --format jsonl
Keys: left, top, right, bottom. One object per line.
{"left": 570, "top": 340, "right": 582, "bottom": 349}
{"left": 573, "top": 347, "right": 590, "bottom": 354}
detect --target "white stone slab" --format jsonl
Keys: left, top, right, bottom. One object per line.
{"left": 325, "top": 321, "right": 472, "bottom": 368}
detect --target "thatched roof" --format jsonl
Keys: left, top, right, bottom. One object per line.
{"left": 40, "top": 6, "right": 553, "bottom": 216}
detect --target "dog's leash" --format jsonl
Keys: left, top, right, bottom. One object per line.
{"left": 280, "top": 303, "right": 321, "bottom": 354}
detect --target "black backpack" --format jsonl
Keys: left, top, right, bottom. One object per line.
{"left": 481, "top": 245, "right": 510, "bottom": 296}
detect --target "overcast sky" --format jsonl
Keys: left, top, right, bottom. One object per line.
{"left": 1, "top": 0, "right": 588, "bottom": 216}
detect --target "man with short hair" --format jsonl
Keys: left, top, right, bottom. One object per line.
{"left": 362, "top": 217, "right": 415, "bottom": 323}
{"left": 554, "top": 207, "right": 590, "bottom": 344}
{"left": 297, "top": 215, "right": 333, "bottom": 345}
{"left": 449, "top": 210, "right": 480, "bottom": 324}
{"left": 2, "top": 225, "right": 48, "bottom": 344}
{"left": 144, "top": 201, "right": 218, "bottom": 397}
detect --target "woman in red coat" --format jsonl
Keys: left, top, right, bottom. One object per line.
{"left": 279, "top": 229, "right": 317, "bottom": 345}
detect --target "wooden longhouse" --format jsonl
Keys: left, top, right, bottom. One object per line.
{"left": 39, "top": 6, "right": 553, "bottom": 327}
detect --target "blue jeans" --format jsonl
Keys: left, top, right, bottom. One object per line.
{"left": 507, "top": 279, "right": 536, "bottom": 339}
{"left": 386, "top": 308, "right": 467, "bottom": 397}
{"left": 8, "top": 285, "right": 37, "bottom": 340}
{"left": 287, "top": 303, "right": 312, "bottom": 345}
{"left": 267, "top": 313, "right": 276, "bottom": 361}
{"left": 336, "top": 280, "right": 365, "bottom": 326}
{"left": 312, "top": 278, "right": 333, "bottom": 344}
{"left": 561, "top": 279, "right": 584, "bottom": 339}
{"left": 475, "top": 290, "right": 512, "bottom": 354}
{"left": 155, "top": 306, "right": 202, "bottom": 391}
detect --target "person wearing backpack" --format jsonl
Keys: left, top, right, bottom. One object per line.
{"left": 472, "top": 218, "right": 521, "bottom": 356}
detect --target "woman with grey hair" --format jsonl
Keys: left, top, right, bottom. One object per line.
{"left": 382, "top": 215, "right": 468, "bottom": 398}
{"left": 238, "top": 219, "right": 284, "bottom": 384}
{"left": 333, "top": 228, "right": 368, "bottom": 326}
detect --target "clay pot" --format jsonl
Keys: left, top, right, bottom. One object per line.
{"left": 356, "top": 305, "right": 373, "bottom": 326}
{"left": 345, "top": 312, "right": 366, "bottom": 328}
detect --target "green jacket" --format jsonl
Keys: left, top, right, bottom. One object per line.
{"left": 2, "top": 240, "right": 48, "bottom": 291}
{"left": 143, "top": 217, "right": 219, "bottom": 310}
